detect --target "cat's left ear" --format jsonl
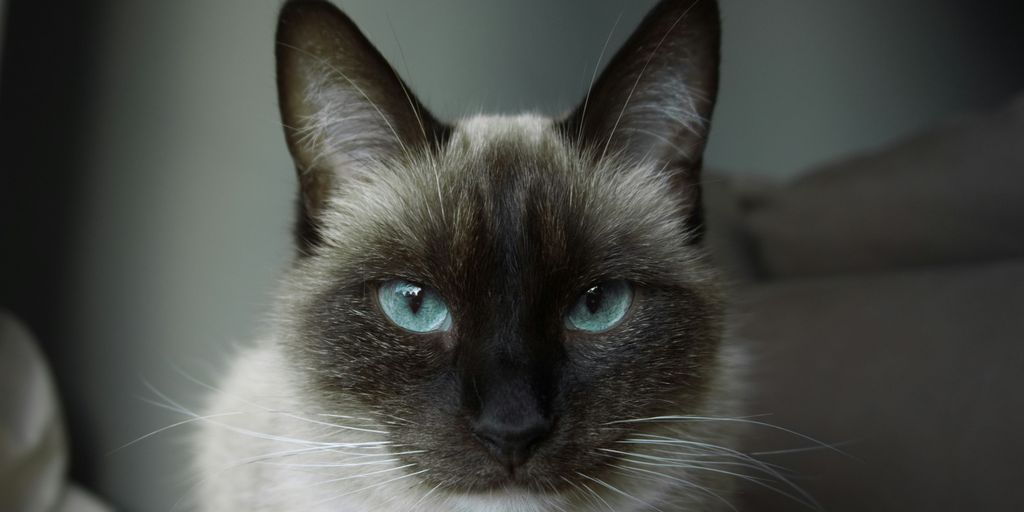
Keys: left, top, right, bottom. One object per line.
{"left": 276, "top": 0, "right": 447, "bottom": 251}
{"left": 562, "top": 0, "right": 720, "bottom": 236}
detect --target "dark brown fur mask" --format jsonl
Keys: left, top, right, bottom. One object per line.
{"left": 274, "top": 0, "right": 725, "bottom": 494}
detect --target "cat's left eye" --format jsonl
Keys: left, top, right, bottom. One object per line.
{"left": 377, "top": 279, "right": 452, "bottom": 333}
{"left": 565, "top": 280, "right": 634, "bottom": 333}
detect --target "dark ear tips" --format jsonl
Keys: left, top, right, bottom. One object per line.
{"left": 275, "top": 0, "right": 342, "bottom": 169}
{"left": 562, "top": 0, "right": 720, "bottom": 237}
{"left": 275, "top": 0, "right": 445, "bottom": 173}
{"left": 277, "top": 0, "right": 346, "bottom": 26}
{"left": 567, "top": 0, "right": 720, "bottom": 161}
{"left": 276, "top": 1, "right": 349, "bottom": 56}
{"left": 276, "top": 0, "right": 354, "bottom": 255}
{"left": 274, "top": 0, "right": 448, "bottom": 255}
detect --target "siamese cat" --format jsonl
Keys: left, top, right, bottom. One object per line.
{"left": 196, "top": 0, "right": 754, "bottom": 510}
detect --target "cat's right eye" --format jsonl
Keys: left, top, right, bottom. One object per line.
{"left": 377, "top": 279, "right": 452, "bottom": 333}
{"left": 565, "top": 280, "right": 634, "bottom": 333}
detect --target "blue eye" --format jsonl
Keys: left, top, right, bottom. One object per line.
{"left": 378, "top": 279, "right": 452, "bottom": 333}
{"left": 566, "top": 280, "right": 633, "bottom": 332}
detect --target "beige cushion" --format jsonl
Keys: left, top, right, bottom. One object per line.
{"left": 0, "top": 312, "right": 67, "bottom": 512}
{"left": 739, "top": 93, "right": 1024, "bottom": 278}
{"left": 0, "top": 312, "right": 112, "bottom": 512}
{"left": 734, "top": 258, "right": 1024, "bottom": 511}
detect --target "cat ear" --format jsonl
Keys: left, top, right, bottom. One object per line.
{"left": 562, "top": 0, "right": 720, "bottom": 236}
{"left": 276, "top": 0, "right": 446, "bottom": 251}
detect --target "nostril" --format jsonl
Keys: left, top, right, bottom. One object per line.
{"left": 471, "top": 430, "right": 502, "bottom": 454}
{"left": 471, "top": 417, "right": 552, "bottom": 471}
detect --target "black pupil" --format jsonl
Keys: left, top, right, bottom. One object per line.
{"left": 584, "top": 285, "right": 604, "bottom": 314}
{"left": 402, "top": 286, "right": 424, "bottom": 315}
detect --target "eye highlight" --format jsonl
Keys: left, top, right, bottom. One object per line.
{"left": 377, "top": 279, "right": 452, "bottom": 333}
{"left": 565, "top": 280, "right": 633, "bottom": 333}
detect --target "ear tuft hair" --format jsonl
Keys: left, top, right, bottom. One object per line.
{"left": 276, "top": 0, "right": 448, "bottom": 253}
{"left": 562, "top": 0, "right": 720, "bottom": 239}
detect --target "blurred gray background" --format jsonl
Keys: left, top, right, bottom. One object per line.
{"left": 1, "top": 0, "right": 1022, "bottom": 509}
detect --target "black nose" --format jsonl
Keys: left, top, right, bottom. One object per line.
{"left": 472, "top": 414, "right": 552, "bottom": 472}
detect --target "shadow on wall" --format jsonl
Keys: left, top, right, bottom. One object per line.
{"left": 0, "top": 0, "right": 105, "bottom": 492}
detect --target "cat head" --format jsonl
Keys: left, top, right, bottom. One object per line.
{"left": 274, "top": 0, "right": 723, "bottom": 493}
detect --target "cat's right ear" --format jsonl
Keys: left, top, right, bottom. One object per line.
{"left": 561, "top": 0, "right": 719, "bottom": 241}
{"left": 276, "top": 0, "right": 446, "bottom": 253}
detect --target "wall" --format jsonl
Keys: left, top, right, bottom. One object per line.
{"left": 709, "top": 1, "right": 1024, "bottom": 175}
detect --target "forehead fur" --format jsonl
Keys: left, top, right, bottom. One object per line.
{"left": 296, "top": 114, "right": 710, "bottom": 295}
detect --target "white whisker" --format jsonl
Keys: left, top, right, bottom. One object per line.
{"left": 565, "top": 475, "right": 615, "bottom": 512}
{"left": 109, "top": 410, "right": 246, "bottom": 454}
{"left": 406, "top": 480, "right": 444, "bottom": 512}
{"left": 269, "top": 463, "right": 418, "bottom": 494}
{"left": 576, "top": 11, "right": 624, "bottom": 147}
{"left": 610, "top": 464, "right": 737, "bottom": 512}
{"left": 310, "top": 468, "right": 430, "bottom": 507}
{"left": 577, "top": 471, "right": 664, "bottom": 512}
{"left": 607, "top": 415, "right": 849, "bottom": 457}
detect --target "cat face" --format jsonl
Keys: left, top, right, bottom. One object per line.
{"left": 273, "top": 0, "right": 722, "bottom": 494}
